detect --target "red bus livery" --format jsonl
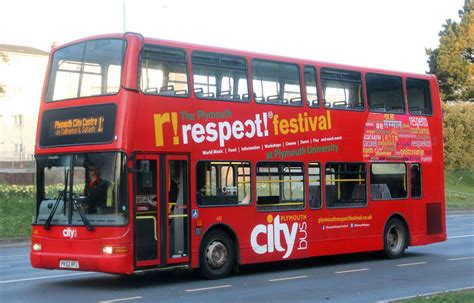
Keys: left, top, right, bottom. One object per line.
{"left": 31, "top": 33, "right": 446, "bottom": 279}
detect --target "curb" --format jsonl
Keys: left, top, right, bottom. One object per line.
{"left": 0, "top": 238, "right": 30, "bottom": 248}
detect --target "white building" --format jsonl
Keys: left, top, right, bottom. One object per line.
{"left": 0, "top": 44, "right": 49, "bottom": 161}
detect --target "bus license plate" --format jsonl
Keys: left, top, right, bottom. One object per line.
{"left": 59, "top": 260, "right": 79, "bottom": 269}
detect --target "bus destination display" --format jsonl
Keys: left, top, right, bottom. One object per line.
{"left": 51, "top": 116, "right": 105, "bottom": 137}
{"left": 40, "top": 104, "right": 116, "bottom": 147}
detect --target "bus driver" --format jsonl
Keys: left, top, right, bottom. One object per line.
{"left": 84, "top": 165, "right": 108, "bottom": 213}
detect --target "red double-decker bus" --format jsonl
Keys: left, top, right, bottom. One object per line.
{"left": 31, "top": 33, "right": 446, "bottom": 279}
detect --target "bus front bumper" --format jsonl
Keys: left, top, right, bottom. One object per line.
{"left": 30, "top": 237, "right": 134, "bottom": 275}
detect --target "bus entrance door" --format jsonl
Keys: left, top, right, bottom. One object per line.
{"left": 164, "top": 155, "right": 190, "bottom": 265}
{"left": 135, "top": 156, "right": 160, "bottom": 267}
{"left": 134, "top": 154, "right": 190, "bottom": 269}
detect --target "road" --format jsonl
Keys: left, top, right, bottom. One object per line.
{"left": 1, "top": 212, "right": 473, "bottom": 303}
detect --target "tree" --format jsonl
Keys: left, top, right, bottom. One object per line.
{"left": 426, "top": 0, "right": 473, "bottom": 101}
{"left": 442, "top": 102, "right": 474, "bottom": 172}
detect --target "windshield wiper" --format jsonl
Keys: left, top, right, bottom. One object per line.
{"left": 44, "top": 191, "right": 64, "bottom": 230}
{"left": 72, "top": 198, "right": 94, "bottom": 231}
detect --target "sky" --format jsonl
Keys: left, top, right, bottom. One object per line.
{"left": 0, "top": 0, "right": 466, "bottom": 74}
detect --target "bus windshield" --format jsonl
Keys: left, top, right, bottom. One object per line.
{"left": 45, "top": 39, "right": 125, "bottom": 102}
{"left": 35, "top": 152, "right": 128, "bottom": 227}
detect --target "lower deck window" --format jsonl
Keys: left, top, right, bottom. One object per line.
{"left": 256, "top": 162, "right": 304, "bottom": 210}
{"left": 370, "top": 163, "right": 407, "bottom": 200}
{"left": 196, "top": 161, "right": 251, "bottom": 206}
{"left": 325, "top": 163, "right": 367, "bottom": 207}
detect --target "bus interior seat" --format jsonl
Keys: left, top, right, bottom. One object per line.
{"left": 218, "top": 91, "right": 231, "bottom": 100}
{"left": 145, "top": 87, "right": 158, "bottom": 93}
{"left": 290, "top": 97, "right": 302, "bottom": 105}
{"left": 387, "top": 106, "right": 404, "bottom": 113}
{"left": 175, "top": 89, "right": 188, "bottom": 95}
{"left": 409, "top": 106, "right": 422, "bottom": 115}
{"left": 309, "top": 185, "right": 321, "bottom": 207}
{"left": 333, "top": 101, "right": 348, "bottom": 109}
{"left": 159, "top": 85, "right": 175, "bottom": 95}
{"left": 267, "top": 95, "right": 282, "bottom": 104}
{"left": 194, "top": 87, "right": 204, "bottom": 98}
{"left": 370, "top": 184, "right": 392, "bottom": 199}
{"left": 351, "top": 103, "right": 365, "bottom": 110}
{"left": 201, "top": 92, "right": 215, "bottom": 98}
{"left": 351, "top": 184, "right": 366, "bottom": 202}
{"left": 325, "top": 185, "right": 337, "bottom": 207}
{"left": 371, "top": 104, "right": 387, "bottom": 112}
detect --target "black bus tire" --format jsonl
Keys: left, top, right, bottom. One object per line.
{"left": 383, "top": 218, "right": 407, "bottom": 259}
{"left": 200, "top": 229, "right": 235, "bottom": 279}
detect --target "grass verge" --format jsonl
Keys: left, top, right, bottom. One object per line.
{"left": 394, "top": 288, "right": 474, "bottom": 302}
{"left": 0, "top": 185, "right": 34, "bottom": 238}
{"left": 444, "top": 170, "right": 474, "bottom": 209}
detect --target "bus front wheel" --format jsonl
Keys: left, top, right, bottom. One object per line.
{"left": 200, "top": 230, "right": 235, "bottom": 279}
{"left": 383, "top": 218, "right": 407, "bottom": 259}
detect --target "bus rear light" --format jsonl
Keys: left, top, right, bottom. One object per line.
{"left": 32, "top": 243, "right": 42, "bottom": 252}
{"left": 102, "top": 246, "right": 129, "bottom": 255}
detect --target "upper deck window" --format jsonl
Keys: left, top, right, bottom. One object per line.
{"left": 366, "top": 73, "right": 405, "bottom": 114}
{"left": 305, "top": 66, "right": 319, "bottom": 108}
{"left": 252, "top": 60, "right": 302, "bottom": 106}
{"left": 45, "top": 39, "right": 125, "bottom": 102}
{"left": 192, "top": 52, "right": 249, "bottom": 101}
{"left": 321, "top": 68, "right": 364, "bottom": 110}
{"left": 140, "top": 45, "right": 189, "bottom": 97}
{"left": 407, "top": 78, "right": 432, "bottom": 115}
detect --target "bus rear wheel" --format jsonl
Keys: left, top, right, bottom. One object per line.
{"left": 383, "top": 218, "right": 407, "bottom": 259}
{"left": 200, "top": 230, "right": 235, "bottom": 279}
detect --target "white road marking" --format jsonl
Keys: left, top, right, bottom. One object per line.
{"left": 0, "top": 265, "right": 11, "bottom": 268}
{"left": 460, "top": 223, "right": 474, "bottom": 227}
{"left": 448, "top": 215, "right": 474, "bottom": 219}
{"left": 268, "top": 275, "right": 308, "bottom": 282}
{"left": 448, "top": 234, "right": 474, "bottom": 239}
{"left": 185, "top": 285, "right": 232, "bottom": 292}
{"left": 447, "top": 256, "right": 474, "bottom": 261}
{"left": 396, "top": 262, "right": 427, "bottom": 267}
{"left": 0, "top": 272, "right": 94, "bottom": 284}
{"left": 97, "top": 297, "right": 142, "bottom": 303}
{"left": 447, "top": 213, "right": 474, "bottom": 217}
{"left": 0, "top": 254, "right": 29, "bottom": 258}
{"left": 377, "top": 286, "right": 474, "bottom": 303}
{"left": 334, "top": 268, "right": 370, "bottom": 274}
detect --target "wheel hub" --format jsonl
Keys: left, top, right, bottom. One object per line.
{"left": 206, "top": 240, "right": 228, "bottom": 269}
{"left": 388, "top": 227, "right": 402, "bottom": 252}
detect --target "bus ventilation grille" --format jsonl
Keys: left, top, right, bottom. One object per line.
{"left": 426, "top": 203, "right": 442, "bottom": 235}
